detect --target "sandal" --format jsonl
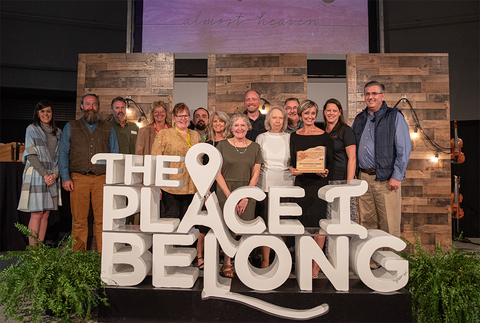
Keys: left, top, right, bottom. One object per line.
{"left": 221, "top": 264, "right": 234, "bottom": 278}
{"left": 197, "top": 257, "right": 204, "bottom": 270}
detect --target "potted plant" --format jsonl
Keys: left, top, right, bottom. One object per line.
{"left": 0, "top": 223, "right": 108, "bottom": 322}
{"left": 399, "top": 233, "right": 480, "bottom": 323}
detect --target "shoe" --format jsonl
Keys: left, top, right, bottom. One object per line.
{"left": 312, "top": 273, "right": 319, "bottom": 279}
{"left": 221, "top": 264, "right": 234, "bottom": 278}
{"left": 197, "top": 257, "right": 204, "bottom": 270}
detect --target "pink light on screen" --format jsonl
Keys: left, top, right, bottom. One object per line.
{"left": 142, "top": 0, "right": 369, "bottom": 54}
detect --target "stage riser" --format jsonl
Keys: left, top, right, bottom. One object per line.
{"left": 99, "top": 277, "right": 412, "bottom": 322}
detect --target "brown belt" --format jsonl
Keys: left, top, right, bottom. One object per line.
{"left": 360, "top": 168, "right": 376, "bottom": 175}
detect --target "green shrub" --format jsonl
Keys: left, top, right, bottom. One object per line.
{"left": 399, "top": 233, "right": 480, "bottom": 323}
{"left": 0, "top": 223, "right": 108, "bottom": 322}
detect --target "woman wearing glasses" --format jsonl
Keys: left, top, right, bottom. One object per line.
{"left": 151, "top": 102, "right": 200, "bottom": 219}
{"left": 135, "top": 100, "right": 171, "bottom": 156}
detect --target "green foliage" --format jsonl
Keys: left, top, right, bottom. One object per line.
{"left": 0, "top": 223, "right": 108, "bottom": 322}
{"left": 399, "top": 233, "right": 480, "bottom": 323}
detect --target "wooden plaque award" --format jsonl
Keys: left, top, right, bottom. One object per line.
{"left": 296, "top": 146, "right": 326, "bottom": 173}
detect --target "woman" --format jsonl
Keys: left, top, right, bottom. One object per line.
{"left": 18, "top": 100, "right": 62, "bottom": 246}
{"left": 196, "top": 110, "right": 230, "bottom": 270}
{"left": 135, "top": 100, "right": 171, "bottom": 155}
{"left": 323, "top": 98, "right": 357, "bottom": 221}
{"left": 289, "top": 99, "right": 333, "bottom": 278}
{"left": 216, "top": 114, "right": 263, "bottom": 278}
{"left": 206, "top": 111, "right": 230, "bottom": 146}
{"left": 255, "top": 106, "right": 294, "bottom": 268}
{"left": 151, "top": 102, "right": 200, "bottom": 219}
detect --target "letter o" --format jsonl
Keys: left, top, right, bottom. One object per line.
{"left": 235, "top": 235, "right": 291, "bottom": 291}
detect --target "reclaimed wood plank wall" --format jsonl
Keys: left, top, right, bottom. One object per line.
{"left": 208, "top": 54, "right": 308, "bottom": 114}
{"left": 77, "top": 53, "right": 175, "bottom": 123}
{"left": 347, "top": 53, "right": 451, "bottom": 252}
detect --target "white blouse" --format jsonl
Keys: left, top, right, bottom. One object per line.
{"left": 255, "top": 132, "right": 294, "bottom": 192}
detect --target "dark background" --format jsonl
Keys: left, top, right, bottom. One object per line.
{"left": 1, "top": 0, "right": 479, "bottom": 239}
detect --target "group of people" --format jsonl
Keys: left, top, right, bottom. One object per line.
{"left": 18, "top": 80, "right": 411, "bottom": 279}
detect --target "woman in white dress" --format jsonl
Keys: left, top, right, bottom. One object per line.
{"left": 255, "top": 106, "right": 294, "bottom": 268}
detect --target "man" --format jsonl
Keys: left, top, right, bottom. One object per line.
{"left": 109, "top": 97, "right": 138, "bottom": 154}
{"left": 352, "top": 81, "right": 411, "bottom": 238}
{"left": 59, "top": 94, "right": 119, "bottom": 252}
{"left": 244, "top": 90, "right": 266, "bottom": 141}
{"left": 284, "top": 98, "right": 303, "bottom": 134}
{"left": 192, "top": 107, "right": 210, "bottom": 142}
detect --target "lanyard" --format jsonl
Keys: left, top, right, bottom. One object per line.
{"left": 175, "top": 125, "right": 192, "bottom": 147}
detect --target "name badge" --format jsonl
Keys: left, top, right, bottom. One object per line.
{"left": 131, "top": 130, "right": 137, "bottom": 135}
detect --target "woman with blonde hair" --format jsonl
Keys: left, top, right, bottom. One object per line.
{"left": 289, "top": 99, "right": 333, "bottom": 278}
{"left": 135, "top": 100, "right": 171, "bottom": 155}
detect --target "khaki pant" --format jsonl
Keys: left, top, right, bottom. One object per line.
{"left": 358, "top": 172, "right": 401, "bottom": 237}
{"left": 70, "top": 173, "right": 105, "bottom": 252}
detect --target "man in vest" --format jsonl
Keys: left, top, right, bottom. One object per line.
{"left": 109, "top": 96, "right": 138, "bottom": 154}
{"left": 352, "top": 81, "right": 411, "bottom": 238}
{"left": 59, "top": 94, "right": 119, "bottom": 252}
{"left": 244, "top": 90, "right": 266, "bottom": 141}
{"left": 284, "top": 97, "right": 303, "bottom": 134}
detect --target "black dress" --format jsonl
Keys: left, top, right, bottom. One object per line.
{"left": 290, "top": 132, "right": 334, "bottom": 227}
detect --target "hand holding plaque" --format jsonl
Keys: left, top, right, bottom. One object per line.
{"left": 296, "top": 146, "right": 326, "bottom": 173}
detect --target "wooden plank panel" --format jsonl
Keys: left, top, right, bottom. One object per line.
{"left": 215, "top": 67, "right": 285, "bottom": 76}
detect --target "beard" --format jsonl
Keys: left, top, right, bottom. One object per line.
{"left": 195, "top": 121, "right": 207, "bottom": 131}
{"left": 83, "top": 109, "right": 100, "bottom": 124}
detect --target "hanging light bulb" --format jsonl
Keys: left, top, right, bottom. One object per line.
{"left": 136, "top": 118, "right": 143, "bottom": 128}
{"left": 411, "top": 126, "right": 419, "bottom": 139}
{"left": 430, "top": 153, "right": 439, "bottom": 163}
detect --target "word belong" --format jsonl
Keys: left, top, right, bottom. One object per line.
{"left": 97, "top": 144, "right": 408, "bottom": 320}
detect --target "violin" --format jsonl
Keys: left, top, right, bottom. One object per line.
{"left": 451, "top": 175, "right": 464, "bottom": 219}
{"left": 451, "top": 120, "right": 465, "bottom": 163}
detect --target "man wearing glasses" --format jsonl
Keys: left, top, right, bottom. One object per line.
{"left": 352, "top": 81, "right": 411, "bottom": 239}
{"left": 284, "top": 98, "right": 303, "bottom": 134}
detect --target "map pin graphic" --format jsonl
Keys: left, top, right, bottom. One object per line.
{"left": 185, "top": 143, "right": 223, "bottom": 198}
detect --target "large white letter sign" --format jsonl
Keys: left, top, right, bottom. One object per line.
{"left": 152, "top": 229, "right": 200, "bottom": 288}
{"left": 103, "top": 186, "right": 141, "bottom": 230}
{"left": 140, "top": 187, "right": 179, "bottom": 233}
{"left": 92, "top": 153, "right": 125, "bottom": 184}
{"left": 268, "top": 186, "right": 304, "bottom": 235}
{"left": 295, "top": 235, "right": 349, "bottom": 291}
{"left": 124, "top": 154, "right": 156, "bottom": 186}
{"left": 350, "top": 229, "right": 409, "bottom": 293}
{"left": 154, "top": 155, "right": 185, "bottom": 188}
{"left": 235, "top": 235, "right": 292, "bottom": 291}
{"left": 318, "top": 179, "right": 368, "bottom": 239}
{"left": 202, "top": 231, "right": 329, "bottom": 320}
{"left": 185, "top": 143, "right": 222, "bottom": 197}
{"left": 101, "top": 232, "right": 152, "bottom": 286}
{"left": 177, "top": 192, "right": 239, "bottom": 258}
{"left": 223, "top": 186, "right": 266, "bottom": 235}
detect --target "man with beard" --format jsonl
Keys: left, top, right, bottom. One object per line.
{"left": 192, "top": 107, "right": 210, "bottom": 142}
{"left": 244, "top": 90, "right": 266, "bottom": 141}
{"left": 59, "top": 94, "right": 119, "bottom": 252}
{"left": 284, "top": 98, "right": 303, "bottom": 134}
{"left": 109, "top": 97, "right": 138, "bottom": 154}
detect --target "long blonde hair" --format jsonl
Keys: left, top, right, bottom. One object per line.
{"left": 149, "top": 101, "right": 172, "bottom": 128}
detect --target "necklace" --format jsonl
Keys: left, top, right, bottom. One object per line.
{"left": 233, "top": 137, "right": 248, "bottom": 154}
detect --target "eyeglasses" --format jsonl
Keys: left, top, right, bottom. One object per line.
{"left": 285, "top": 107, "right": 298, "bottom": 111}
{"left": 154, "top": 110, "right": 166, "bottom": 114}
{"left": 175, "top": 115, "right": 190, "bottom": 119}
{"left": 364, "top": 92, "right": 383, "bottom": 97}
